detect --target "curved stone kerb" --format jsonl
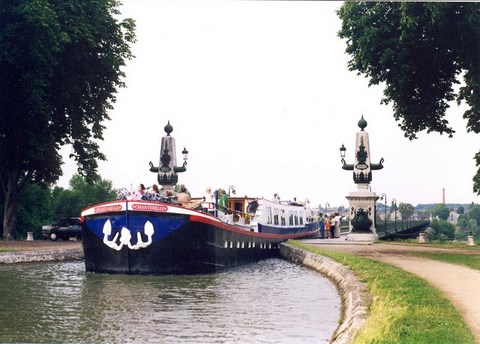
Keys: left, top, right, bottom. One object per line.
{"left": 280, "top": 243, "right": 370, "bottom": 344}
{"left": 0, "top": 248, "right": 83, "bottom": 264}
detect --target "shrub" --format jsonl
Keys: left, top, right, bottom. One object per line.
{"left": 429, "top": 218, "right": 455, "bottom": 241}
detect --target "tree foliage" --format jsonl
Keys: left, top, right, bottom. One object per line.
{"left": 457, "top": 214, "right": 480, "bottom": 237}
{"left": 466, "top": 205, "right": 480, "bottom": 227}
{"left": 432, "top": 203, "right": 450, "bottom": 221}
{"left": 0, "top": 0, "right": 135, "bottom": 239}
{"left": 337, "top": 2, "right": 480, "bottom": 193}
{"left": 16, "top": 183, "right": 53, "bottom": 238}
{"left": 428, "top": 218, "right": 455, "bottom": 241}
{"left": 398, "top": 202, "right": 415, "bottom": 219}
{"left": 65, "top": 174, "right": 116, "bottom": 212}
{"left": 0, "top": 174, "right": 116, "bottom": 239}
{"left": 49, "top": 175, "right": 116, "bottom": 222}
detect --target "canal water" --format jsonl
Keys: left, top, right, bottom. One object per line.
{"left": 0, "top": 258, "right": 340, "bottom": 343}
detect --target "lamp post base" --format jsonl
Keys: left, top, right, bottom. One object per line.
{"left": 346, "top": 232, "right": 378, "bottom": 242}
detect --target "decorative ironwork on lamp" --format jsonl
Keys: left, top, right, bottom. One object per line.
{"left": 339, "top": 144, "right": 346, "bottom": 158}
{"left": 339, "top": 116, "right": 384, "bottom": 185}
{"left": 173, "top": 147, "right": 188, "bottom": 173}
{"left": 149, "top": 121, "right": 188, "bottom": 186}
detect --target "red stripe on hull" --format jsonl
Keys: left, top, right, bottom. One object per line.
{"left": 190, "top": 215, "right": 318, "bottom": 239}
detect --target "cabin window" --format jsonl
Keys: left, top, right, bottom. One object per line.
{"left": 267, "top": 207, "right": 272, "bottom": 224}
{"left": 299, "top": 212, "right": 304, "bottom": 225}
{"left": 281, "top": 210, "right": 286, "bottom": 226}
{"left": 234, "top": 202, "right": 242, "bottom": 212}
{"left": 273, "top": 208, "right": 279, "bottom": 225}
{"left": 289, "top": 212, "right": 294, "bottom": 225}
{"left": 294, "top": 211, "right": 299, "bottom": 225}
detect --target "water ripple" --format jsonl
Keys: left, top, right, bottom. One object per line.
{"left": 0, "top": 258, "right": 339, "bottom": 343}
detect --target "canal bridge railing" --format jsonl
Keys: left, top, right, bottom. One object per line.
{"left": 376, "top": 219, "right": 430, "bottom": 241}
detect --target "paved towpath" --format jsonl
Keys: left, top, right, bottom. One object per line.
{"left": 303, "top": 239, "right": 480, "bottom": 343}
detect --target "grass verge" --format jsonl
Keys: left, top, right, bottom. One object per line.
{"left": 413, "top": 252, "right": 480, "bottom": 271}
{"left": 289, "top": 240, "right": 476, "bottom": 344}
{"left": 379, "top": 240, "right": 480, "bottom": 252}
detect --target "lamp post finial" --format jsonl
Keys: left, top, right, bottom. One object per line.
{"left": 358, "top": 115, "right": 367, "bottom": 131}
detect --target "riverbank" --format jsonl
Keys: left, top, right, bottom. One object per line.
{"left": 280, "top": 243, "right": 369, "bottom": 344}
{"left": 296, "top": 239, "right": 480, "bottom": 343}
{"left": 0, "top": 240, "right": 83, "bottom": 264}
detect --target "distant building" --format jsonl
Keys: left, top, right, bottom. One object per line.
{"left": 448, "top": 211, "right": 459, "bottom": 225}
{"left": 389, "top": 210, "right": 402, "bottom": 221}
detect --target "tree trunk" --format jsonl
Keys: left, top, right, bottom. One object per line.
{"left": 3, "top": 193, "right": 19, "bottom": 240}
{"left": 2, "top": 173, "right": 22, "bottom": 240}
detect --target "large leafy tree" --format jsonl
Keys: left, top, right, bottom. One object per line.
{"left": 51, "top": 174, "right": 116, "bottom": 218}
{"left": 0, "top": 0, "right": 135, "bottom": 239}
{"left": 337, "top": 3, "right": 480, "bottom": 193}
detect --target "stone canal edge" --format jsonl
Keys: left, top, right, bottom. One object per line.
{"left": 280, "top": 243, "right": 369, "bottom": 344}
{"left": 0, "top": 247, "right": 83, "bottom": 264}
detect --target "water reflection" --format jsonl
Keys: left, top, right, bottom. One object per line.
{"left": 0, "top": 259, "right": 340, "bottom": 343}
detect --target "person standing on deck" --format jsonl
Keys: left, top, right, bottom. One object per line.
{"left": 217, "top": 189, "right": 230, "bottom": 222}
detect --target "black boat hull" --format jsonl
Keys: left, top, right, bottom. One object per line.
{"left": 81, "top": 201, "right": 318, "bottom": 275}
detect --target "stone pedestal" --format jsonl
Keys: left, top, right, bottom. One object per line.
{"left": 26, "top": 232, "right": 34, "bottom": 241}
{"left": 345, "top": 185, "right": 379, "bottom": 242}
{"left": 418, "top": 232, "right": 428, "bottom": 244}
{"left": 346, "top": 232, "right": 378, "bottom": 242}
{"left": 467, "top": 235, "right": 475, "bottom": 246}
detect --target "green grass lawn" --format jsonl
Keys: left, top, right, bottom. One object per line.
{"left": 413, "top": 252, "right": 480, "bottom": 271}
{"left": 290, "top": 240, "right": 476, "bottom": 344}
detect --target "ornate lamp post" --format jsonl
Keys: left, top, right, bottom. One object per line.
{"left": 340, "top": 115, "right": 384, "bottom": 242}
{"left": 181, "top": 147, "right": 189, "bottom": 168}
{"left": 149, "top": 121, "right": 188, "bottom": 192}
{"left": 381, "top": 193, "right": 387, "bottom": 234}
{"left": 392, "top": 198, "right": 397, "bottom": 232}
{"left": 325, "top": 202, "right": 330, "bottom": 215}
{"left": 228, "top": 185, "right": 236, "bottom": 196}
{"left": 339, "top": 144, "right": 346, "bottom": 159}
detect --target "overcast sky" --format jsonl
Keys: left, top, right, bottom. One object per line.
{"left": 58, "top": 0, "right": 480, "bottom": 208}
